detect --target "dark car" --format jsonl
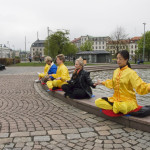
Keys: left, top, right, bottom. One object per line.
{"left": 0, "top": 64, "right": 5, "bottom": 70}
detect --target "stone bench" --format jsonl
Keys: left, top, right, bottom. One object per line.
{"left": 41, "top": 83, "right": 150, "bottom": 133}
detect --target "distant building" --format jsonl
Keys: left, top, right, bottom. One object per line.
{"left": 106, "top": 39, "right": 130, "bottom": 55}
{"left": 72, "top": 35, "right": 110, "bottom": 51}
{"left": 129, "top": 37, "right": 141, "bottom": 58}
{"left": 106, "top": 36, "right": 141, "bottom": 59}
{"left": 0, "top": 44, "right": 12, "bottom": 58}
{"left": 30, "top": 39, "right": 45, "bottom": 60}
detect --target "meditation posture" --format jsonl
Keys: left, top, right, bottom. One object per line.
{"left": 35, "top": 56, "right": 57, "bottom": 82}
{"left": 46, "top": 54, "right": 70, "bottom": 90}
{"left": 95, "top": 50, "right": 150, "bottom": 115}
{"left": 62, "top": 57, "right": 97, "bottom": 99}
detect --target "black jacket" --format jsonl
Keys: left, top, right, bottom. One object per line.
{"left": 69, "top": 69, "right": 95, "bottom": 98}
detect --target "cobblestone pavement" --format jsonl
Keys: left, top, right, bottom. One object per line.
{"left": 0, "top": 67, "right": 150, "bottom": 150}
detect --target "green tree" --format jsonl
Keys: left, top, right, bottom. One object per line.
{"left": 44, "top": 30, "right": 69, "bottom": 58}
{"left": 138, "top": 31, "right": 150, "bottom": 61}
{"left": 80, "top": 40, "right": 93, "bottom": 51}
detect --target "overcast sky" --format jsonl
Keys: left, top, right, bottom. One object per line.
{"left": 0, "top": 0, "right": 150, "bottom": 51}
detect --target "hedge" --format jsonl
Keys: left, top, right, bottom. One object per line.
{"left": 0, "top": 58, "right": 20, "bottom": 66}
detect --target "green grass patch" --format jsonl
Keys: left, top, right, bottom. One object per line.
{"left": 12, "top": 62, "right": 46, "bottom": 66}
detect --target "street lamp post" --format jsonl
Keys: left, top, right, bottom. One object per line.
{"left": 143, "top": 23, "right": 146, "bottom": 62}
{"left": 0, "top": 44, "right": 2, "bottom": 58}
{"left": 47, "top": 27, "right": 50, "bottom": 56}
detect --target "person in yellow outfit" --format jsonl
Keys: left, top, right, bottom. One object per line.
{"left": 47, "top": 54, "right": 70, "bottom": 90}
{"left": 35, "top": 56, "right": 57, "bottom": 82}
{"left": 95, "top": 50, "right": 150, "bottom": 115}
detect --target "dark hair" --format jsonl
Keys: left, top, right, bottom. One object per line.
{"left": 117, "top": 50, "right": 131, "bottom": 68}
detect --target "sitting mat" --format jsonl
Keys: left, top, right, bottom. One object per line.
{"left": 101, "top": 106, "right": 143, "bottom": 117}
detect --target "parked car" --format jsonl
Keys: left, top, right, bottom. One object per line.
{"left": 0, "top": 64, "right": 5, "bottom": 70}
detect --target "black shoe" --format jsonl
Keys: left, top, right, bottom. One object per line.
{"left": 52, "top": 87, "right": 58, "bottom": 91}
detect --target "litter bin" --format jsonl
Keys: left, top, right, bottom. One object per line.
{"left": 83, "top": 59, "right": 87, "bottom": 66}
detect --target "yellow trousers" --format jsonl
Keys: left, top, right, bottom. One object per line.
{"left": 39, "top": 73, "right": 46, "bottom": 79}
{"left": 47, "top": 80, "right": 67, "bottom": 89}
{"left": 95, "top": 98, "right": 138, "bottom": 114}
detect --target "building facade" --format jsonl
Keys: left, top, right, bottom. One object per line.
{"left": 129, "top": 37, "right": 141, "bottom": 58}
{"left": 106, "top": 37, "right": 141, "bottom": 59}
{"left": 30, "top": 39, "right": 45, "bottom": 60}
{"left": 72, "top": 35, "right": 110, "bottom": 51}
{"left": 0, "top": 44, "right": 12, "bottom": 58}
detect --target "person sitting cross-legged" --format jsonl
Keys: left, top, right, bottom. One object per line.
{"left": 35, "top": 56, "right": 57, "bottom": 83}
{"left": 62, "top": 57, "right": 97, "bottom": 99}
{"left": 95, "top": 50, "right": 150, "bottom": 115}
{"left": 46, "top": 54, "right": 70, "bottom": 90}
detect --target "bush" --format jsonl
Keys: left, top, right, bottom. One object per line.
{"left": 0, "top": 58, "right": 20, "bottom": 66}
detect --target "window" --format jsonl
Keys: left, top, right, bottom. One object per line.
{"left": 103, "top": 46, "right": 104, "bottom": 49}
{"left": 135, "top": 45, "right": 137, "bottom": 49}
{"left": 99, "top": 46, "right": 101, "bottom": 49}
{"left": 37, "top": 49, "right": 38, "bottom": 51}
{"left": 96, "top": 46, "right": 97, "bottom": 49}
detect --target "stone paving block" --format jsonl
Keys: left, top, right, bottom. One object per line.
{"left": 113, "top": 144, "right": 123, "bottom": 149}
{"left": 107, "top": 136, "right": 115, "bottom": 140}
{"left": 78, "top": 127, "right": 94, "bottom": 133}
{"left": 81, "top": 132, "right": 98, "bottom": 138}
{"left": 10, "top": 132, "right": 30, "bottom": 137}
{"left": 34, "top": 145, "right": 42, "bottom": 149}
{"left": 95, "top": 139, "right": 103, "bottom": 144}
{"left": 12, "top": 148, "right": 22, "bottom": 150}
{"left": 86, "top": 118, "right": 99, "bottom": 123}
{"left": 94, "top": 126, "right": 111, "bottom": 131}
{"left": 34, "top": 136, "right": 50, "bottom": 142}
{"left": 51, "top": 135, "right": 66, "bottom": 140}
{"left": 98, "top": 130, "right": 111, "bottom": 136}
{"left": 122, "top": 142, "right": 132, "bottom": 148}
{"left": 62, "top": 128, "right": 78, "bottom": 134}
{"left": 0, "top": 133, "right": 9, "bottom": 138}
{"left": 15, "top": 142, "right": 25, "bottom": 148}
{"left": 84, "top": 144, "right": 93, "bottom": 149}
{"left": 31, "top": 131, "right": 46, "bottom": 136}
{"left": 104, "top": 144, "right": 114, "bottom": 149}
{"left": 4, "top": 143, "right": 15, "bottom": 148}
{"left": 26, "top": 142, "right": 34, "bottom": 146}
{"left": 0, "top": 138, "right": 13, "bottom": 144}
{"left": 110, "top": 129, "right": 125, "bottom": 134}
{"left": 48, "top": 130, "right": 62, "bottom": 135}
{"left": 22, "top": 146, "right": 32, "bottom": 150}
{"left": 13, "top": 137, "right": 31, "bottom": 143}
{"left": 67, "top": 143, "right": 75, "bottom": 147}
{"left": 113, "top": 139, "right": 123, "bottom": 144}
{"left": 104, "top": 140, "right": 113, "bottom": 144}
{"left": 67, "top": 134, "right": 81, "bottom": 139}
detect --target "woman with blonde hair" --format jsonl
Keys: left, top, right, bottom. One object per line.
{"left": 35, "top": 56, "right": 57, "bottom": 82}
{"left": 62, "top": 57, "right": 97, "bottom": 99}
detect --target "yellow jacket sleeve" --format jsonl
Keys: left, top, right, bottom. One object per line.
{"left": 51, "top": 74, "right": 59, "bottom": 78}
{"left": 130, "top": 71, "right": 150, "bottom": 95}
{"left": 44, "top": 64, "right": 50, "bottom": 74}
{"left": 103, "top": 79, "right": 113, "bottom": 89}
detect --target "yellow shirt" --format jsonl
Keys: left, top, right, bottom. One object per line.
{"left": 52, "top": 63, "right": 70, "bottom": 81}
{"left": 103, "top": 66, "right": 150, "bottom": 105}
{"left": 44, "top": 64, "right": 50, "bottom": 74}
